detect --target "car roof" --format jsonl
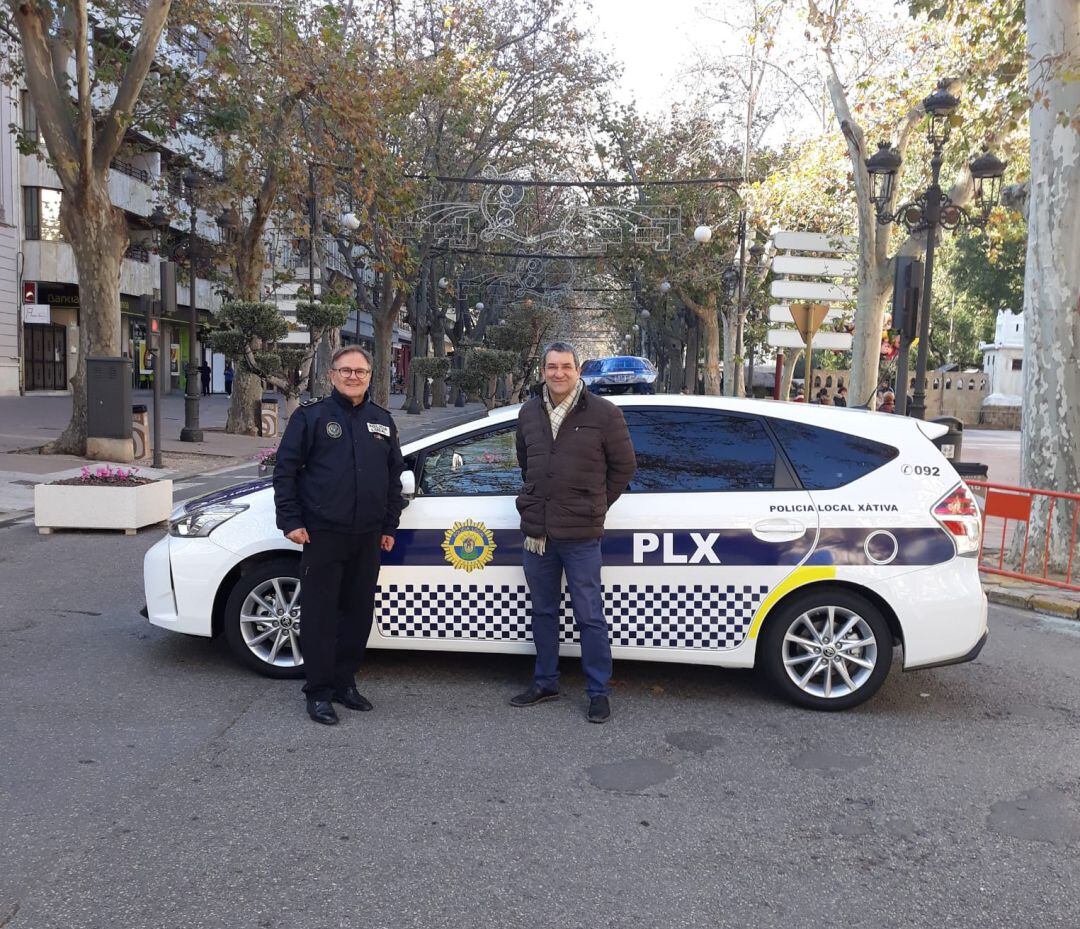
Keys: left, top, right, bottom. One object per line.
{"left": 401, "top": 394, "right": 946, "bottom": 455}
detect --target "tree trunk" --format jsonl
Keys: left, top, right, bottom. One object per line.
{"left": 678, "top": 290, "right": 721, "bottom": 395}
{"left": 685, "top": 316, "right": 700, "bottom": 393}
{"left": 430, "top": 267, "right": 447, "bottom": 407}
{"left": 225, "top": 235, "right": 266, "bottom": 435}
{"left": 49, "top": 185, "right": 128, "bottom": 458}
{"left": 1016, "top": 0, "right": 1080, "bottom": 572}
{"left": 371, "top": 303, "right": 395, "bottom": 407}
{"left": 667, "top": 332, "right": 685, "bottom": 392}
{"left": 781, "top": 348, "right": 803, "bottom": 401}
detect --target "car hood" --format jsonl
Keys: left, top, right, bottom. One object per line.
{"left": 181, "top": 478, "right": 272, "bottom": 511}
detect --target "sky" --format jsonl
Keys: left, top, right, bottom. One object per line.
{"left": 580, "top": 0, "right": 708, "bottom": 116}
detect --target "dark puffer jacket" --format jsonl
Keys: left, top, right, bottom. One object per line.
{"left": 515, "top": 388, "right": 636, "bottom": 540}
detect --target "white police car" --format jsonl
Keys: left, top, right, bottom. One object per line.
{"left": 143, "top": 396, "right": 987, "bottom": 710}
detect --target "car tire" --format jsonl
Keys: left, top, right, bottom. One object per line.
{"left": 759, "top": 587, "right": 892, "bottom": 711}
{"left": 632, "top": 383, "right": 655, "bottom": 395}
{"left": 223, "top": 557, "right": 305, "bottom": 679}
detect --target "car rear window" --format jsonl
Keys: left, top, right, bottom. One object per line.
{"left": 624, "top": 409, "right": 777, "bottom": 491}
{"left": 767, "top": 418, "right": 898, "bottom": 489}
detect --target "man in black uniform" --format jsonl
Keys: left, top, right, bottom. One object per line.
{"left": 273, "top": 346, "right": 404, "bottom": 725}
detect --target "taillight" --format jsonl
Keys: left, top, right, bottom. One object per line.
{"left": 932, "top": 483, "right": 982, "bottom": 555}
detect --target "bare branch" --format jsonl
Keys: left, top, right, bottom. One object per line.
{"left": 93, "top": 0, "right": 172, "bottom": 173}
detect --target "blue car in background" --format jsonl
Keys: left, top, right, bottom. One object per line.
{"left": 580, "top": 355, "right": 658, "bottom": 394}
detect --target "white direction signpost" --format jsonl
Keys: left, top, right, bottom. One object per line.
{"left": 766, "top": 230, "right": 857, "bottom": 396}
{"left": 768, "top": 304, "right": 846, "bottom": 325}
{"left": 767, "top": 329, "right": 853, "bottom": 350}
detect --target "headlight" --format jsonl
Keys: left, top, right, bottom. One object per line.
{"left": 169, "top": 503, "right": 248, "bottom": 538}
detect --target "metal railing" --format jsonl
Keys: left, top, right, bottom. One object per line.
{"left": 968, "top": 480, "right": 1080, "bottom": 591}
{"left": 124, "top": 243, "right": 150, "bottom": 263}
{"left": 110, "top": 158, "right": 151, "bottom": 184}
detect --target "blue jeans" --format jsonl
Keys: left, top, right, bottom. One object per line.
{"left": 522, "top": 537, "right": 611, "bottom": 697}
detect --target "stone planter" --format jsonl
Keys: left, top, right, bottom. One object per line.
{"left": 34, "top": 480, "right": 174, "bottom": 535}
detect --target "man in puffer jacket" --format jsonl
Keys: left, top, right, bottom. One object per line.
{"left": 510, "top": 341, "right": 636, "bottom": 723}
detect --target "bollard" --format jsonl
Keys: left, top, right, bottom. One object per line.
{"left": 132, "top": 404, "right": 150, "bottom": 461}
{"left": 260, "top": 393, "right": 279, "bottom": 439}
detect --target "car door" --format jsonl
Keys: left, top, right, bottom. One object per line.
{"left": 373, "top": 420, "right": 536, "bottom": 651}
{"left": 599, "top": 406, "right": 820, "bottom": 660}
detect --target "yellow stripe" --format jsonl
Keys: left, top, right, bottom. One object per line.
{"left": 747, "top": 566, "right": 837, "bottom": 639}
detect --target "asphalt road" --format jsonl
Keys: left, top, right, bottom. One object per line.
{"left": 2, "top": 523, "right": 1079, "bottom": 929}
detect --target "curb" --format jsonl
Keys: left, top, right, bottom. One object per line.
{"left": 984, "top": 586, "right": 1080, "bottom": 621}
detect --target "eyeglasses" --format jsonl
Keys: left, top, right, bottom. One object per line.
{"left": 332, "top": 367, "right": 371, "bottom": 378}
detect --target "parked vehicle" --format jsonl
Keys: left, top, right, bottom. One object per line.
{"left": 145, "top": 396, "right": 987, "bottom": 710}
{"left": 579, "top": 356, "right": 658, "bottom": 394}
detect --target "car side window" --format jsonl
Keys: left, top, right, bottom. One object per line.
{"left": 767, "top": 418, "right": 898, "bottom": 489}
{"left": 623, "top": 409, "right": 777, "bottom": 492}
{"left": 418, "top": 425, "right": 520, "bottom": 496}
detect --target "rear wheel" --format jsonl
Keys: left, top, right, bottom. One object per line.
{"left": 223, "top": 557, "right": 305, "bottom": 678}
{"left": 759, "top": 588, "right": 892, "bottom": 710}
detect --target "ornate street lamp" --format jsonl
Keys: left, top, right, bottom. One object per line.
{"left": 693, "top": 224, "right": 713, "bottom": 244}
{"left": 180, "top": 168, "right": 205, "bottom": 442}
{"left": 659, "top": 279, "right": 671, "bottom": 294}
{"left": 865, "top": 80, "right": 1006, "bottom": 419}
{"left": 865, "top": 141, "right": 902, "bottom": 215}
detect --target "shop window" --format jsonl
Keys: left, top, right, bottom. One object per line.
{"left": 1011, "top": 359, "right": 1022, "bottom": 371}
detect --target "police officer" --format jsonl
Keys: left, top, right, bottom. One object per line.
{"left": 273, "top": 346, "right": 404, "bottom": 725}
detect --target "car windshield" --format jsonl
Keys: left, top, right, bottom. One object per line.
{"left": 599, "top": 357, "right": 650, "bottom": 373}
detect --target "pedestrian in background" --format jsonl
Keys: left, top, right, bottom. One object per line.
{"left": 833, "top": 385, "right": 847, "bottom": 407}
{"left": 816, "top": 388, "right": 831, "bottom": 405}
{"left": 880, "top": 390, "right": 896, "bottom": 413}
{"left": 511, "top": 341, "right": 636, "bottom": 723}
{"left": 224, "top": 362, "right": 234, "bottom": 396}
{"left": 273, "top": 346, "right": 404, "bottom": 726}
{"left": 199, "top": 362, "right": 211, "bottom": 396}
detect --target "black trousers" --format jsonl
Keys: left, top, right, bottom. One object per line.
{"left": 300, "top": 529, "right": 381, "bottom": 700}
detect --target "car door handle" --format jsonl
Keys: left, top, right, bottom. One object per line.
{"left": 752, "top": 518, "right": 807, "bottom": 542}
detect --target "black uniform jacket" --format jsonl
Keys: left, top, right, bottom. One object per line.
{"left": 273, "top": 389, "right": 405, "bottom": 537}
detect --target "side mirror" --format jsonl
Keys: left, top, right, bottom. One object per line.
{"left": 400, "top": 470, "right": 416, "bottom": 497}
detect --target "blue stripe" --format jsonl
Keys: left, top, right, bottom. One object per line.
{"left": 381, "top": 527, "right": 953, "bottom": 568}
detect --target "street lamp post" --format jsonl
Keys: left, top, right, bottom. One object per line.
{"left": 865, "top": 80, "right": 1006, "bottom": 419}
{"left": 180, "top": 168, "right": 204, "bottom": 442}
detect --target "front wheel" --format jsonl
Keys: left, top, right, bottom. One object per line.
{"left": 223, "top": 557, "right": 305, "bottom": 678}
{"left": 759, "top": 588, "right": 892, "bottom": 710}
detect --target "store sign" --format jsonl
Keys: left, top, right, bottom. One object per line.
{"left": 22, "top": 303, "right": 51, "bottom": 324}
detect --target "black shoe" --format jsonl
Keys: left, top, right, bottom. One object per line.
{"left": 332, "top": 685, "right": 373, "bottom": 712}
{"left": 306, "top": 698, "right": 339, "bottom": 725}
{"left": 509, "top": 685, "right": 560, "bottom": 707}
{"left": 587, "top": 695, "right": 611, "bottom": 724}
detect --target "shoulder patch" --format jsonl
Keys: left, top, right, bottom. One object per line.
{"left": 300, "top": 397, "right": 323, "bottom": 407}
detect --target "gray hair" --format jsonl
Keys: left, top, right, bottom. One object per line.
{"left": 331, "top": 345, "right": 373, "bottom": 368}
{"left": 541, "top": 341, "right": 580, "bottom": 368}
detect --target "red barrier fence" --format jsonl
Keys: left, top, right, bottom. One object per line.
{"left": 966, "top": 480, "right": 1080, "bottom": 591}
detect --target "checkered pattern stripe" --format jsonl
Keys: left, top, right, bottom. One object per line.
{"left": 375, "top": 583, "right": 770, "bottom": 650}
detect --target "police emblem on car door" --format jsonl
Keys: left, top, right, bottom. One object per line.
{"left": 374, "top": 423, "right": 534, "bottom": 647}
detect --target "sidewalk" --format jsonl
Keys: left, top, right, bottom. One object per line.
{"left": 981, "top": 575, "right": 1080, "bottom": 620}
{"left": 0, "top": 390, "right": 489, "bottom": 517}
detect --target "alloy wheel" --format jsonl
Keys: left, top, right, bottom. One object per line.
{"left": 781, "top": 605, "right": 878, "bottom": 699}
{"left": 239, "top": 576, "right": 303, "bottom": 669}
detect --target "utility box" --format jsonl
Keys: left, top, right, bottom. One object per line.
{"left": 931, "top": 415, "right": 963, "bottom": 461}
{"left": 132, "top": 404, "right": 149, "bottom": 460}
{"left": 260, "top": 393, "right": 279, "bottom": 438}
{"left": 86, "top": 357, "right": 132, "bottom": 440}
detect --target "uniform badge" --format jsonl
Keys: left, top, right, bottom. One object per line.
{"left": 441, "top": 519, "right": 497, "bottom": 573}
{"left": 326, "top": 421, "right": 343, "bottom": 438}
{"left": 367, "top": 422, "right": 391, "bottom": 437}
